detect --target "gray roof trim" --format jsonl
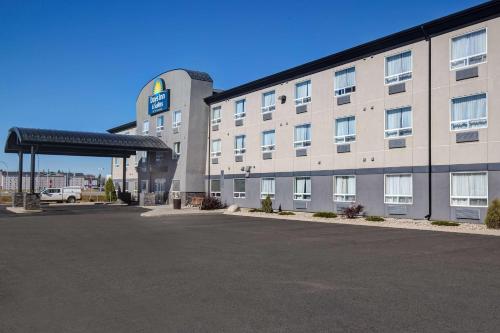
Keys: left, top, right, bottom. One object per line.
{"left": 135, "top": 68, "right": 213, "bottom": 103}
{"left": 205, "top": 1, "right": 499, "bottom": 104}
{"left": 107, "top": 121, "right": 137, "bottom": 134}
{"left": 183, "top": 69, "right": 213, "bottom": 82}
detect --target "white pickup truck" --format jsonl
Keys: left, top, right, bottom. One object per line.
{"left": 39, "top": 187, "right": 82, "bottom": 203}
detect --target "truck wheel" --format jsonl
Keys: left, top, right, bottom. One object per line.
{"left": 67, "top": 196, "right": 76, "bottom": 203}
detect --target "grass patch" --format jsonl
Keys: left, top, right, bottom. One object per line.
{"left": 365, "top": 216, "right": 385, "bottom": 222}
{"left": 431, "top": 220, "right": 460, "bottom": 227}
{"left": 249, "top": 208, "right": 264, "bottom": 213}
{"left": 278, "top": 211, "right": 295, "bottom": 215}
{"left": 312, "top": 212, "right": 337, "bottom": 218}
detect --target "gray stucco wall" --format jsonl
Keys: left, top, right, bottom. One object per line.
{"left": 210, "top": 167, "right": 500, "bottom": 223}
{"left": 185, "top": 79, "right": 212, "bottom": 193}
{"left": 135, "top": 69, "right": 213, "bottom": 198}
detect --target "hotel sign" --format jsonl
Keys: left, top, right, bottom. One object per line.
{"left": 148, "top": 78, "right": 170, "bottom": 115}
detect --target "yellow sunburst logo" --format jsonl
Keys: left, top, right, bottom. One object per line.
{"left": 152, "top": 78, "right": 165, "bottom": 95}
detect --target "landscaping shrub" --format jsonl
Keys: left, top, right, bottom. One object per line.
{"left": 344, "top": 204, "right": 364, "bottom": 219}
{"left": 104, "top": 178, "right": 117, "bottom": 202}
{"left": 484, "top": 198, "right": 500, "bottom": 229}
{"left": 200, "top": 196, "right": 224, "bottom": 210}
{"left": 261, "top": 195, "right": 273, "bottom": 213}
{"left": 278, "top": 211, "right": 295, "bottom": 215}
{"left": 81, "top": 193, "right": 106, "bottom": 202}
{"left": 249, "top": 208, "right": 264, "bottom": 213}
{"left": 313, "top": 212, "right": 337, "bottom": 218}
{"left": 431, "top": 221, "right": 460, "bottom": 227}
{"left": 365, "top": 216, "right": 385, "bottom": 222}
{"left": 0, "top": 195, "right": 12, "bottom": 204}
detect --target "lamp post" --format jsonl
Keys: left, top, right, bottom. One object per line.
{"left": 97, "top": 167, "right": 104, "bottom": 203}
{"left": 0, "top": 161, "right": 8, "bottom": 191}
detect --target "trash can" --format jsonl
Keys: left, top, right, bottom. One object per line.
{"left": 173, "top": 198, "right": 181, "bottom": 209}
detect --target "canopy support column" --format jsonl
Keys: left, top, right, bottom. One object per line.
{"left": 30, "top": 145, "right": 35, "bottom": 194}
{"left": 122, "top": 157, "right": 127, "bottom": 192}
{"left": 17, "top": 151, "right": 23, "bottom": 192}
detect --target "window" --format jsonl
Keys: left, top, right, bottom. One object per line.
{"left": 172, "top": 110, "right": 181, "bottom": 128}
{"left": 211, "top": 139, "right": 221, "bottom": 157}
{"left": 294, "top": 124, "right": 311, "bottom": 148}
{"left": 294, "top": 177, "right": 311, "bottom": 200}
{"left": 451, "top": 93, "right": 487, "bottom": 131}
{"left": 334, "top": 176, "right": 356, "bottom": 202}
{"left": 210, "top": 179, "right": 221, "bottom": 197}
{"left": 155, "top": 152, "right": 163, "bottom": 163}
{"left": 173, "top": 142, "right": 180, "bottom": 159}
{"left": 385, "top": 107, "right": 412, "bottom": 138}
{"left": 125, "top": 158, "right": 129, "bottom": 167}
{"left": 211, "top": 106, "right": 221, "bottom": 124}
{"left": 451, "top": 172, "right": 488, "bottom": 207}
{"left": 235, "top": 99, "right": 246, "bottom": 119}
{"left": 451, "top": 29, "right": 487, "bottom": 70}
{"left": 261, "top": 91, "right": 276, "bottom": 113}
{"left": 234, "top": 135, "right": 246, "bottom": 155}
{"left": 233, "top": 178, "right": 246, "bottom": 198}
{"left": 261, "top": 178, "right": 275, "bottom": 199}
{"left": 385, "top": 51, "right": 412, "bottom": 84}
{"left": 138, "top": 151, "right": 147, "bottom": 164}
{"left": 335, "top": 116, "right": 356, "bottom": 143}
{"left": 154, "top": 179, "right": 167, "bottom": 193}
{"left": 262, "top": 130, "right": 275, "bottom": 151}
{"left": 334, "top": 67, "right": 356, "bottom": 96}
{"left": 142, "top": 120, "right": 149, "bottom": 135}
{"left": 156, "top": 116, "right": 164, "bottom": 131}
{"left": 114, "top": 158, "right": 119, "bottom": 167}
{"left": 384, "top": 174, "right": 413, "bottom": 204}
{"left": 295, "top": 80, "right": 311, "bottom": 105}
{"left": 171, "top": 179, "right": 180, "bottom": 192}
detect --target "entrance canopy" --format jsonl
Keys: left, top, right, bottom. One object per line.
{"left": 4, "top": 127, "right": 169, "bottom": 195}
{"left": 4, "top": 127, "right": 168, "bottom": 157}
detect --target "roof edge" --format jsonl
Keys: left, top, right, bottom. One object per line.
{"left": 107, "top": 121, "right": 137, "bottom": 133}
{"left": 135, "top": 68, "right": 213, "bottom": 103}
{"left": 205, "top": 1, "right": 499, "bottom": 104}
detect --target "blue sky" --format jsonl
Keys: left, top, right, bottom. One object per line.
{"left": 0, "top": 0, "right": 485, "bottom": 175}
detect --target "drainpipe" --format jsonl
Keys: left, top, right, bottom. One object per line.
{"left": 422, "top": 25, "right": 432, "bottom": 220}
{"left": 207, "top": 106, "right": 211, "bottom": 196}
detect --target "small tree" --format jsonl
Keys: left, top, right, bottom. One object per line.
{"left": 485, "top": 198, "right": 500, "bottom": 229}
{"left": 261, "top": 195, "right": 273, "bottom": 213}
{"left": 104, "top": 178, "right": 117, "bottom": 202}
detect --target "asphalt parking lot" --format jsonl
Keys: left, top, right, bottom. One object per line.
{"left": 1, "top": 206, "right": 499, "bottom": 332}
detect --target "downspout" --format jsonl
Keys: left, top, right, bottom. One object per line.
{"left": 422, "top": 25, "right": 432, "bottom": 220}
{"left": 207, "top": 105, "right": 211, "bottom": 196}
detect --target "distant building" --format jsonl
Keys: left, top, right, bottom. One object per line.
{"left": 0, "top": 170, "right": 95, "bottom": 192}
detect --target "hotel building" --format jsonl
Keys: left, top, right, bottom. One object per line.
{"left": 110, "top": 2, "right": 500, "bottom": 222}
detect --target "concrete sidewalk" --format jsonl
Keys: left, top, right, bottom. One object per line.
{"left": 229, "top": 209, "right": 500, "bottom": 237}
{"left": 140, "top": 205, "right": 224, "bottom": 217}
